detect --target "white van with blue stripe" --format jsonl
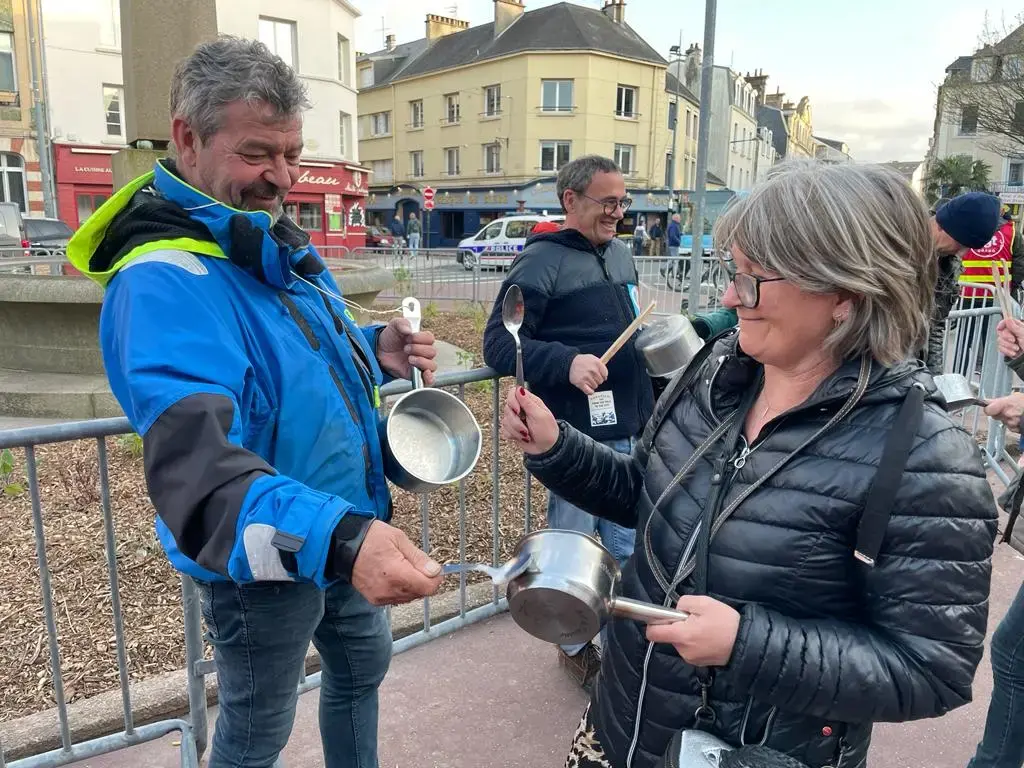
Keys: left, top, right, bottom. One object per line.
{"left": 458, "top": 214, "right": 565, "bottom": 271}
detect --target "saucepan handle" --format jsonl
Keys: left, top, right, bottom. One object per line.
{"left": 612, "top": 597, "right": 689, "bottom": 625}
{"left": 402, "top": 297, "right": 424, "bottom": 390}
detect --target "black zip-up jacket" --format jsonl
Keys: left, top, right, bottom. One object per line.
{"left": 526, "top": 332, "right": 996, "bottom": 768}
{"left": 483, "top": 228, "right": 654, "bottom": 441}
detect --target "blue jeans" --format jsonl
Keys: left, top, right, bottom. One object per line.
{"left": 547, "top": 436, "right": 637, "bottom": 655}
{"left": 968, "top": 581, "right": 1024, "bottom": 768}
{"left": 407, "top": 232, "right": 420, "bottom": 256}
{"left": 196, "top": 578, "right": 392, "bottom": 768}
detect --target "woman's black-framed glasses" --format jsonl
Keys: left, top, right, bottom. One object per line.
{"left": 581, "top": 194, "right": 632, "bottom": 216}
{"left": 719, "top": 256, "right": 785, "bottom": 309}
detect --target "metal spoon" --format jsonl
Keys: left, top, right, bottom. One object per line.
{"left": 442, "top": 551, "right": 532, "bottom": 586}
{"left": 502, "top": 284, "right": 525, "bottom": 388}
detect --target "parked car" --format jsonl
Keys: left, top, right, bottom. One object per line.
{"left": 24, "top": 217, "right": 74, "bottom": 257}
{"left": 364, "top": 225, "right": 396, "bottom": 249}
{"left": 457, "top": 214, "right": 565, "bottom": 271}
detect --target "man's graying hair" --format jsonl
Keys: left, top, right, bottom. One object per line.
{"left": 170, "top": 36, "right": 312, "bottom": 141}
{"left": 556, "top": 155, "right": 621, "bottom": 211}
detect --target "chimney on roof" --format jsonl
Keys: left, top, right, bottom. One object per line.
{"left": 425, "top": 13, "right": 470, "bottom": 43}
{"left": 385, "top": 33, "right": 396, "bottom": 51}
{"left": 494, "top": 0, "right": 525, "bottom": 37}
{"left": 601, "top": 0, "right": 626, "bottom": 24}
{"left": 744, "top": 69, "right": 769, "bottom": 105}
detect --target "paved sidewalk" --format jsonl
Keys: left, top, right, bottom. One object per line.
{"left": 65, "top": 526, "right": 1024, "bottom": 768}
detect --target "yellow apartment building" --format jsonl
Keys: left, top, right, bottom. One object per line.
{"left": 357, "top": 0, "right": 711, "bottom": 246}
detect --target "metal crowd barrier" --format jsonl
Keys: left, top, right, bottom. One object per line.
{"left": 633, "top": 253, "right": 727, "bottom": 316}
{"left": 942, "top": 283, "right": 1022, "bottom": 485}
{"left": 0, "top": 367, "right": 529, "bottom": 768}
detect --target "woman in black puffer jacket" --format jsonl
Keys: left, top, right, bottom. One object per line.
{"left": 500, "top": 160, "right": 998, "bottom": 768}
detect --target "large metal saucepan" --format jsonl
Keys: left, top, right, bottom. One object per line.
{"left": 503, "top": 529, "right": 689, "bottom": 645}
{"left": 384, "top": 298, "right": 482, "bottom": 494}
{"left": 635, "top": 314, "right": 705, "bottom": 380}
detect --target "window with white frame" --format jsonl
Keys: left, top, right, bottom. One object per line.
{"left": 1006, "top": 55, "right": 1024, "bottom": 79}
{"left": 0, "top": 152, "right": 26, "bottom": 212}
{"left": 99, "top": 0, "right": 120, "bottom": 48}
{"left": 103, "top": 85, "right": 124, "bottom": 137}
{"left": 410, "top": 100, "right": 424, "bottom": 129}
{"left": 540, "top": 140, "right": 571, "bottom": 172}
{"left": 339, "top": 111, "right": 351, "bottom": 157}
{"left": 484, "top": 85, "right": 502, "bottom": 117}
{"left": 410, "top": 151, "right": 424, "bottom": 178}
{"left": 614, "top": 144, "right": 635, "bottom": 175}
{"left": 1009, "top": 160, "right": 1024, "bottom": 186}
{"left": 972, "top": 57, "right": 994, "bottom": 82}
{"left": 360, "top": 111, "right": 390, "bottom": 137}
{"left": 444, "top": 147, "right": 461, "bottom": 176}
{"left": 959, "top": 105, "right": 979, "bottom": 135}
{"left": 258, "top": 17, "right": 297, "bottom": 69}
{"left": 358, "top": 65, "right": 374, "bottom": 88}
{"left": 0, "top": 33, "right": 13, "bottom": 93}
{"left": 370, "top": 159, "right": 393, "bottom": 183}
{"left": 541, "top": 79, "right": 573, "bottom": 112}
{"left": 616, "top": 85, "right": 638, "bottom": 118}
{"left": 443, "top": 93, "right": 461, "bottom": 124}
{"left": 337, "top": 34, "right": 351, "bottom": 85}
{"left": 484, "top": 143, "right": 502, "bottom": 174}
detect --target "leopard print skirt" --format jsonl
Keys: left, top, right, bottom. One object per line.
{"left": 566, "top": 705, "right": 614, "bottom": 768}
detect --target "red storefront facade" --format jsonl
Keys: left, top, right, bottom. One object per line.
{"left": 54, "top": 143, "right": 369, "bottom": 250}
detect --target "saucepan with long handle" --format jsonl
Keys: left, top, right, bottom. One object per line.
{"left": 384, "top": 297, "right": 482, "bottom": 494}
{"left": 487, "top": 529, "right": 690, "bottom": 645}
{"left": 934, "top": 373, "right": 989, "bottom": 412}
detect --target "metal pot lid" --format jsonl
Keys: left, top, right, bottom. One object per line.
{"left": 636, "top": 315, "right": 694, "bottom": 353}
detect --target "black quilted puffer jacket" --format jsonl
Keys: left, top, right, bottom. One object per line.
{"left": 526, "top": 331, "right": 997, "bottom": 768}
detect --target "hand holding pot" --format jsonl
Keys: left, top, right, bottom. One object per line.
{"left": 645, "top": 595, "right": 741, "bottom": 667}
{"left": 984, "top": 392, "right": 1024, "bottom": 429}
{"left": 377, "top": 317, "right": 438, "bottom": 386}
{"left": 501, "top": 386, "right": 559, "bottom": 455}
{"left": 351, "top": 520, "right": 443, "bottom": 606}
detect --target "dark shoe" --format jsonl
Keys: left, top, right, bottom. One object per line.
{"left": 558, "top": 642, "right": 601, "bottom": 691}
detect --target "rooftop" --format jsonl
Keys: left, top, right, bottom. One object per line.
{"left": 358, "top": 2, "right": 666, "bottom": 88}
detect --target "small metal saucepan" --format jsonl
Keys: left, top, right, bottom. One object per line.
{"left": 635, "top": 314, "right": 705, "bottom": 380}
{"left": 934, "top": 373, "right": 990, "bottom": 412}
{"left": 384, "top": 298, "right": 482, "bottom": 494}
{"left": 503, "top": 529, "right": 689, "bottom": 645}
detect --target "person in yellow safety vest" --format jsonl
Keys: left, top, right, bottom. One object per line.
{"left": 923, "top": 192, "right": 1002, "bottom": 373}
{"left": 961, "top": 208, "right": 1020, "bottom": 298}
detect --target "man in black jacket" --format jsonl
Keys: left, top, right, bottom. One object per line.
{"left": 483, "top": 155, "right": 655, "bottom": 688}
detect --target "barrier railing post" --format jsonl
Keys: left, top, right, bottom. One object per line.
{"left": 181, "top": 577, "right": 209, "bottom": 760}
{"left": 25, "top": 446, "right": 73, "bottom": 755}
{"left": 96, "top": 439, "right": 134, "bottom": 736}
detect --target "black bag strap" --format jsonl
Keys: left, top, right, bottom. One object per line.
{"left": 854, "top": 382, "right": 926, "bottom": 567}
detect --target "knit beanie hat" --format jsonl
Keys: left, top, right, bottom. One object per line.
{"left": 935, "top": 192, "right": 1002, "bottom": 249}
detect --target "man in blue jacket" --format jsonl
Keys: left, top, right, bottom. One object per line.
{"left": 68, "top": 38, "right": 442, "bottom": 768}
{"left": 483, "top": 155, "right": 654, "bottom": 690}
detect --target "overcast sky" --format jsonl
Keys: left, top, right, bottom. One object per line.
{"left": 352, "top": 0, "right": 1022, "bottom": 164}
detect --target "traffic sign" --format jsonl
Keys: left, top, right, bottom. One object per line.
{"left": 424, "top": 199, "right": 435, "bottom": 210}
{"left": 423, "top": 186, "right": 436, "bottom": 203}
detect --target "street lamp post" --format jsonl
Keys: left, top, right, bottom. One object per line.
{"left": 668, "top": 33, "right": 682, "bottom": 224}
{"left": 687, "top": 0, "right": 718, "bottom": 313}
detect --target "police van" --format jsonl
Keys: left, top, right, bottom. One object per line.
{"left": 457, "top": 214, "right": 565, "bottom": 271}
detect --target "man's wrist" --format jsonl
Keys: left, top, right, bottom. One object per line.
{"left": 325, "top": 514, "right": 376, "bottom": 581}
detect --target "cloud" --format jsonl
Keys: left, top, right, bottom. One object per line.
{"left": 812, "top": 99, "right": 933, "bottom": 163}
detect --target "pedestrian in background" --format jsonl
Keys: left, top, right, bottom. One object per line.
{"left": 407, "top": 211, "right": 422, "bottom": 257}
